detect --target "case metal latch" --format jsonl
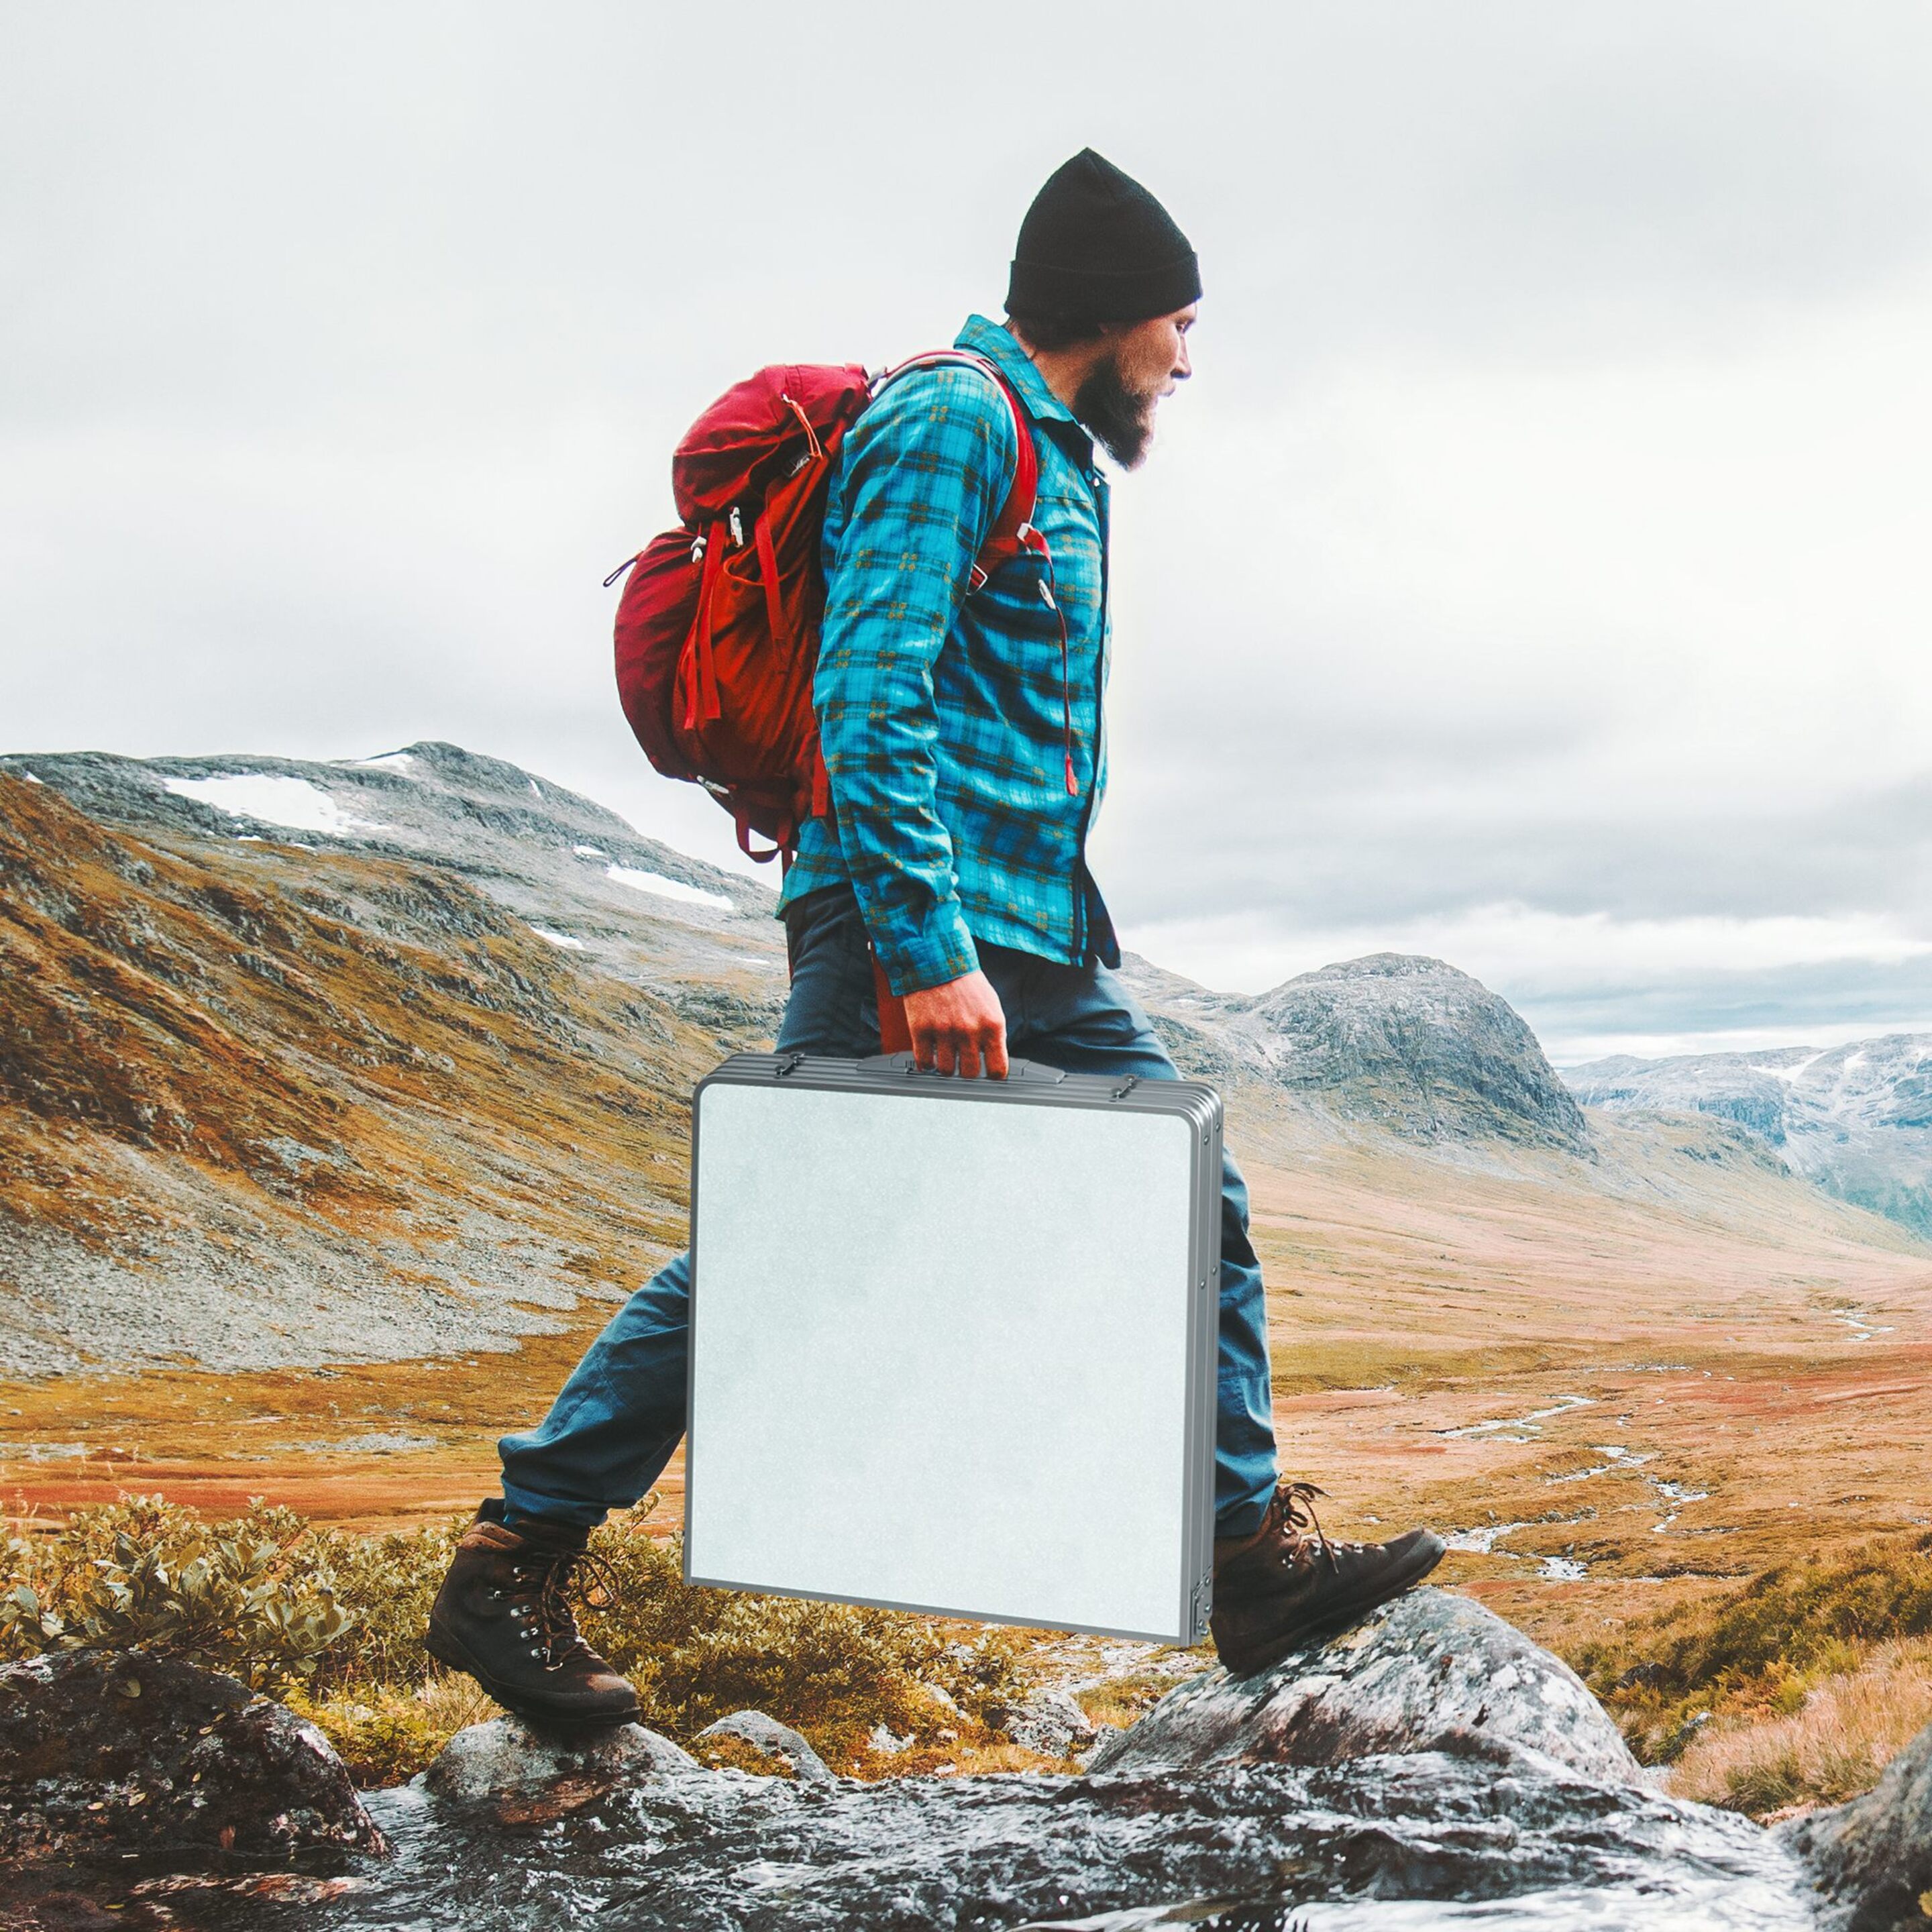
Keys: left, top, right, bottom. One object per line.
{"left": 1190, "top": 1570, "right": 1214, "bottom": 1635}
{"left": 1110, "top": 1075, "right": 1140, "bottom": 1102}
{"left": 772, "top": 1052, "right": 806, "bottom": 1078}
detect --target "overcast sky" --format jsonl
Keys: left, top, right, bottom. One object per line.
{"left": 5, "top": 3, "right": 1930, "bottom": 1061}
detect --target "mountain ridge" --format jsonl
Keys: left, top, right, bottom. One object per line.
{"left": 6, "top": 741, "right": 1585, "bottom": 1152}
{"left": 1566, "top": 1036, "right": 1932, "bottom": 1235}
{"left": 4, "top": 741, "right": 1923, "bottom": 1377}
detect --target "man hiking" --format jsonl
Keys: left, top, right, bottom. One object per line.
{"left": 428, "top": 150, "right": 1446, "bottom": 1725}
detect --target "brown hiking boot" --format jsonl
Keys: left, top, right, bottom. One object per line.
{"left": 426, "top": 1501, "right": 641, "bottom": 1727}
{"left": 1210, "top": 1481, "right": 1446, "bottom": 1680}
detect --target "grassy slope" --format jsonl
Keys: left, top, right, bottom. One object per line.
{"left": 1, "top": 770, "right": 727, "bottom": 1372}
{"left": 1233, "top": 1100, "right": 1932, "bottom": 1636}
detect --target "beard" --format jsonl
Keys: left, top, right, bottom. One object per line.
{"left": 1072, "top": 352, "right": 1158, "bottom": 470}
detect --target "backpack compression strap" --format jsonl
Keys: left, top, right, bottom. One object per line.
{"left": 871, "top": 350, "right": 1051, "bottom": 591}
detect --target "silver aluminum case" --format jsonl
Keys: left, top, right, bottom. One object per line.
{"left": 684, "top": 1050, "right": 1222, "bottom": 1645}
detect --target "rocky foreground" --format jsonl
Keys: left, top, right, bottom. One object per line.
{"left": 6, "top": 1591, "right": 1927, "bottom": 1931}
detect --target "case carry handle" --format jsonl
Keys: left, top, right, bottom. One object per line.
{"left": 857, "top": 1050, "right": 1066, "bottom": 1085}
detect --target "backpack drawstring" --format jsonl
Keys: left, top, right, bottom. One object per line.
{"left": 753, "top": 511, "right": 787, "bottom": 651}
{"left": 683, "top": 519, "right": 727, "bottom": 732}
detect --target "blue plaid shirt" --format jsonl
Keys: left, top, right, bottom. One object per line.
{"left": 777, "top": 315, "right": 1118, "bottom": 996}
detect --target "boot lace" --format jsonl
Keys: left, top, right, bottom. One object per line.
{"left": 1275, "top": 1481, "right": 1373, "bottom": 1571}
{"left": 507, "top": 1547, "right": 623, "bottom": 1671}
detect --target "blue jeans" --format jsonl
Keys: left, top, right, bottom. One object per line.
{"left": 499, "top": 887, "right": 1281, "bottom": 1538}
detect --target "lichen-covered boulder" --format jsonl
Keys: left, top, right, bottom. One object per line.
{"left": 423, "top": 1715, "right": 702, "bottom": 1825}
{"left": 1087, "top": 1588, "right": 1642, "bottom": 1786}
{"left": 696, "top": 1710, "right": 836, "bottom": 1784}
{"left": 0, "top": 1650, "right": 382, "bottom": 1864}
{"left": 1781, "top": 1714, "right": 1932, "bottom": 1931}
{"left": 1003, "top": 1687, "right": 1099, "bottom": 1758}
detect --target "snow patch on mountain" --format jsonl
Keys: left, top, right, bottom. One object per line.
{"left": 605, "top": 863, "right": 733, "bottom": 910}
{"left": 163, "top": 773, "right": 386, "bottom": 838}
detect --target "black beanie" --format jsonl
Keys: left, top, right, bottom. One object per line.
{"left": 1006, "top": 148, "right": 1201, "bottom": 325}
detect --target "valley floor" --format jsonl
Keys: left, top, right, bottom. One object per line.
{"left": 6, "top": 1092, "right": 1931, "bottom": 1809}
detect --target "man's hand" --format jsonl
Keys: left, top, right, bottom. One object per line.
{"left": 900, "top": 970, "right": 1009, "bottom": 1079}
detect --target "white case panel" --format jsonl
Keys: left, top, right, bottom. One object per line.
{"left": 686, "top": 1054, "right": 1220, "bottom": 1642}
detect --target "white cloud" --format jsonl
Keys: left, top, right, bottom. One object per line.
{"left": 1127, "top": 904, "right": 1932, "bottom": 1063}
{"left": 1132, "top": 905, "right": 1932, "bottom": 1000}
{"left": 5, "top": 3, "right": 1932, "bottom": 1056}
{"left": 1556, "top": 1021, "right": 1905, "bottom": 1066}
{"left": 1101, "top": 271, "right": 1932, "bottom": 898}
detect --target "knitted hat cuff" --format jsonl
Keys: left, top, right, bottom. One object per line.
{"left": 1006, "top": 251, "right": 1202, "bottom": 325}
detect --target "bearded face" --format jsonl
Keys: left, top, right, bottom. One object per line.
{"left": 1072, "top": 352, "right": 1160, "bottom": 470}
{"left": 1069, "top": 305, "right": 1194, "bottom": 470}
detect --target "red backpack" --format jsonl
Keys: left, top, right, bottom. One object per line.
{"left": 607, "top": 352, "right": 1050, "bottom": 865}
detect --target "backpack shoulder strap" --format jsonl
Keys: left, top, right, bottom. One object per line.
{"left": 871, "top": 350, "right": 1051, "bottom": 591}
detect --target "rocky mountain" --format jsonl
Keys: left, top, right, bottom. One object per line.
{"left": 3, "top": 736, "right": 1872, "bottom": 1379}
{"left": 1566, "top": 1038, "right": 1932, "bottom": 1235}
{"left": 3, "top": 743, "right": 1585, "bottom": 1159}
{"left": 1125, "top": 951, "right": 1588, "bottom": 1152}
{"left": 1, "top": 740, "right": 790, "bottom": 1026}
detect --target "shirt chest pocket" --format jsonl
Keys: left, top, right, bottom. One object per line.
{"left": 1020, "top": 488, "right": 1102, "bottom": 629}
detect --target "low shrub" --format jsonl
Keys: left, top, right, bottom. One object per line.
{"left": 1075, "top": 1666, "right": 1191, "bottom": 1732}
{"left": 1580, "top": 1531, "right": 1932, "bottom": 1705}
{"left": 1, "top": 1495, "right": 352, "bottom": 1688}
{"left": 306, "top": 1517, "right": 462, "bottom": 1694}
{"left": 1667, "top": 1636, "right": 1932, "bottom": 1818}
{"left": 1, "top": 1497, "right": 1036, "bottom": 1784}
{"left": 1575, "top": 1531, "right": 1932, "bottom": 1792}
{"left": 572, "top": 1518, "right": 1031, "bottom": 1771}
{"left": 284, "top": 1676, "right": 502, "bottom": 1787}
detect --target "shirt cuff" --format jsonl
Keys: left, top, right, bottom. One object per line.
{"left": 876, "top": 898, "right": 979, "bottom": 997}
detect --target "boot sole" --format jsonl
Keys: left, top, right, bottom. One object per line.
{"left": 1216, "top": 1531, "right": 1448, "bottom": 1680}
{"left": 425, "top": 1621, "right": 642, "bottom": 1732}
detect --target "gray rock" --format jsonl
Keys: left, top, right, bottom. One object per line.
{"left": 423, "top": 1715, "right": 702, "bottom": 1819}
{"left": 0, "top": 1650, "right": 382, "bottom": 1864}
{"left": 1004, "top": 1687, "right": 1099, "bottom": 1758}
{"left": 1114, "top": 949, "right": 1593, "bottom": 1150}
{"left": 1087, "top": 1589, "right": 1642, "bottom": 1787}
{"left": 1234, "top": 955, "right": 1591, "bottom": 1151}
{"left": 321, "top": 1742, "right": 1800, "bottom": 1929}
{"left": 697, "top": 1709, "right": 837, "bottom": 1784}
{"left": 1780, "top": 1712, "right": 1932, "bottom": 1929}
{"left": 50, "top": 1600, "right": 1821, "bottom": 1927}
